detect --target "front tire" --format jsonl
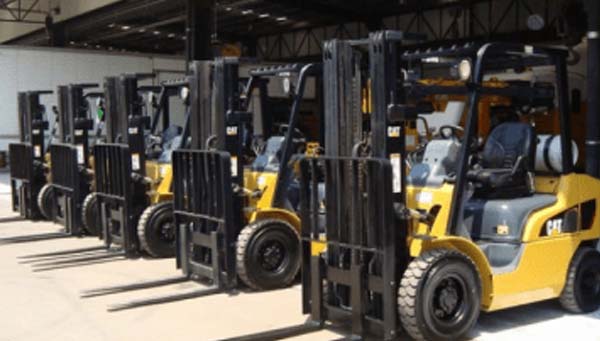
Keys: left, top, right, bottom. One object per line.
{"left": 236, "top": 219, "right": 300, "bottom": 291}
{"left": 37, "top": 184, "right": 55, "bottom": 220}
{"left": 560, "top": 247, "right": 600, "bottom": 313}
{"left": 82, "top": 193, "right": 101, "bottom": 236}
{"left": 137, "top": 202, "right": 175, "bottom": 258}
{"left": 398, "top": 249, "right": 481, "bottom": 341}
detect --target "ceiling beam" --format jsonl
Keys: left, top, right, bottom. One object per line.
{"left": 88, "top": 15, "right": 186, "bottom": 43}
{"left": 261, "top": 0, "right": 364, "bottom": 21}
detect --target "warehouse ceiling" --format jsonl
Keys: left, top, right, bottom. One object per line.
{"left": 2, "top": 0, "right": 586, "bottom": 60}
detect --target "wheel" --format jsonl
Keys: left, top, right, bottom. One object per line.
{"left": 37, "top": 184, "right": 55, "bottom": 220}
{"left": 560, "top": 247, "right": 600, "bottom": 313}
{"left": 137, "top": 201, "right": 175, "bottom": 258}
{"left": 82, "top": 193, "right": 102, "bottom": 236}
{"left": 236, "top": 219, "right": 300, "bottom": 291}
{"left": 398, "top": 249, "right": 481, "bottom": 341}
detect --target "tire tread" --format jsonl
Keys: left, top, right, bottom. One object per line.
{"left": 398, "top": 248, "right": 480, "bottom": 341}
{"left": 236, "top": 219, "right": 300, "bottom": 291}
{"left": 137, "top": 201, "right": 174, "bottom": 258}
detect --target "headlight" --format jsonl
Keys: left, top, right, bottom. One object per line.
{"left": 282, "top": 77, "right": 292, "bottom": 95}
{"left": 458, "top": 59, "right": 472, "bottom": 81}
{"left": 180, "top": 86, "right": 190, "bottom": 101}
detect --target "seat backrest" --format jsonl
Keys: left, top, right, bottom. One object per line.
{"left": 481, "top": 122, "right": 535, "bottom": 170}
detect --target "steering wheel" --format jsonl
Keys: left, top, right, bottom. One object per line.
{"left": 279, "top": 124, "right": 306, "bottom": 140}
{"left": 439, "top": 125, "right": 464, "bottom": 140}
{"left": 145, "top": 134, "right": 163, "bottom": 156}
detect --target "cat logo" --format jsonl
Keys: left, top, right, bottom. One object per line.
{"left": 545, "top": 218, "right": 564, "bottom": 236}
{"left": 496, "top": 225, "right": 510, "bottom": 235}
{"left": 227, "top": 126, "right": 238, "bottom": 136}
{"left": 388, "top": 126, "right": 401, "bottom": 138}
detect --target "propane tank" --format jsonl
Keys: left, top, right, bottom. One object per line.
{"left": 535, "top": 134, "right": 579, "bottom": 173}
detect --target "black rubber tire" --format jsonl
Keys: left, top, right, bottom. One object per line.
{"left": 236, "top": 219, "right": 300, "bottom": 291}
{"left": 82, "top": 193, "right": 102, "bottom": 236}
{"left": 559, "top": 247, "right": 600, "bottom": 313}
{"left": 37, "top": 184, "right": 55, "bottom": 220}
{"left": 398, "top": 249, "right": 481, "bottom": 341}
{"left": 137, "top": 201, "right": 175, "bottom": 258}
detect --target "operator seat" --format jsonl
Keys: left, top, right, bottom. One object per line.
{"left": 467, "top": 122, "right": 535, "bottom": 199}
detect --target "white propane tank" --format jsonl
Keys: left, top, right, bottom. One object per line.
{"left": 535, "top": 135, "right": 579, "bottom": 173}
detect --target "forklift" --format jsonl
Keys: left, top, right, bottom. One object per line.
{"left": 80, "top": 58, "right": 323, "bottom": 311}
{"left": 227, "top": 32, "right": 600, "bottom": 341}
{"left": 37, "top": 83, "right": 103, "bottom": 237}
{"left": 92, "top": 73, "right": 189, "bottom": 258}
{"left": 9, "top": 90, "right": 54, "bottom": 221}
{"left": 172, "top": 60, "right": 322, "bottom": 291}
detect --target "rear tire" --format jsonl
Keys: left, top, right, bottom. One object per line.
{"left": 137, "top": 201, "right": 175, "bottom": 258}
{"left": 37, "top": 184, "right": 55, "bottom": 220}
{"left": 82, "top": 193, "right": 102, "bottom": 236}
{"left": 398, "top": 249, "right": 481, "bottom": 341}
{"left": 559, "top": 247, "right": 600, "bottom": 313}
{"left": 236, "top": 219, "right": 300, "bottom": 291}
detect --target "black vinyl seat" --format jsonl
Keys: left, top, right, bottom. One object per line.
{"left": 467, "top": 122, "right": 535, "bottom": 199}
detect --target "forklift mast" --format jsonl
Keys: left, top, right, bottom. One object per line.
{"left": 105, "top": 74, "right": 153, "bottom": 176}
{"left": 188, "top": 59, "right": 246, "bottom": 181}
{"left": 94, "top": 73, "right": 156, "bottom": 256}
{"left": 298, "top": 31, "right": 423, "bottom": 340}
{"left": 10, "top": 90, "right": 53, "bottom": 219}
{"left": 17, "top": 90, "right": 53, "bottom": 160}
{"left": 56, "top": 84, "right": 98, "bottom": 165}
{"left": 47, "top": 83, "right": 100, "bottom": 235}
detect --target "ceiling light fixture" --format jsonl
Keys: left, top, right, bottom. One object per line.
{"left": 241, "top": 9, "right": 254, "bottom": 15}
{"left": 153, "top": 30, "right": 161, "bottom": 35}
{"left": 276, "top": 16, "right": 288, "bottom": 22}
{"left": 121, "top": 25, "right": 131, "bottom": 30}
{"left": 138, "top": 28, "right": 147, "bottom": 33}
{"left": 259, "top": 13, "right": 270, "bottom": 18}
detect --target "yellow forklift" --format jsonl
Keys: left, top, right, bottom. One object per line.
{"left": 173, "top": 60, "right": 322, "bottom": 291}
{"left": 36, "top": 83, "right": 104, "bottom": 237}
{"left": 228, "top": 32, "right": 600, "bottom": 341}
{"left": 311, "top": 37, "right": 599, "bottom": 341}
{"left": 91, "top": 74, "right": 189, "bottom": 258}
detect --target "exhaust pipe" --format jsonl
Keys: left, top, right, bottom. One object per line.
{"left": 585, "top": 0, "right": 600, "bottom": 178}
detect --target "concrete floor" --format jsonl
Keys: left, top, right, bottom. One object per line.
{"left": 0, "top": 170, "right": 599, "bottom": 341}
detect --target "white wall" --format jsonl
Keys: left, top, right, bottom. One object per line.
{"left": 0, "top": 45, "right": 185, "bottom": 150}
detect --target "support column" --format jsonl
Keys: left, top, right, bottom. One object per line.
{"left": 45, "top": 15, "right": 65, "bottom": 47}
{"left": 585, "top": 0, "right": 600, "bottom": 177}
{"left": 242, "top": 36, "right": 258, "bottom": 58}
{"left": 186, "top": 0, "right": 214, "bottom": 63}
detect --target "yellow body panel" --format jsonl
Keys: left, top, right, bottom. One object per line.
{"left": 407, "top": 173, "right": 600, "bottom": 312}
{"left": 144, "top": 160, "right": 173, "bottom": 204}
{"left": 243, "top": 171, "right": 277, "bottom": 216}
{"left": 243, "top": 169, "right": 301, "bottom": 231}
{"left": 489, "top": 237, "right": 579, "bottom": 310}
